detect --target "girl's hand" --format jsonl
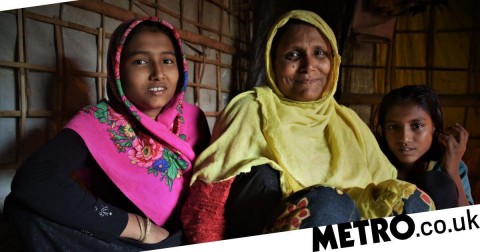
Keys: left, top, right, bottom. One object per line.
{"left": 143, "top": 222, "right": 169, "bottom": 244}
{"left": 438, "top": 123, "right": 469, "bottom": 176}
{"left": 121, "top": 213, "right": 169, "bottom": 244}
{"left": 438, "top": 124, "right": 470, "bottom": 206}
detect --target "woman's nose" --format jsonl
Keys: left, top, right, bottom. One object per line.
{"left": 300, "top": 55, "right": 316, "bottom": 73}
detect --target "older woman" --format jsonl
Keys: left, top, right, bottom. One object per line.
{"left": 181, "top": 10, "right": 434, "bottom": 243}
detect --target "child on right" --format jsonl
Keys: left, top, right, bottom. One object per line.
{"left": 375, "top": 85, "right": 474, "bottom": 209}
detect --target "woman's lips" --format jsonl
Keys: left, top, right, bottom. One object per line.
{"left": 295, "top": 78, "right": 320, "bottom": 85}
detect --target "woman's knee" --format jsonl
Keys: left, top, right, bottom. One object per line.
{"left": 402, "top": 188, "right": 435, "bottom": 214}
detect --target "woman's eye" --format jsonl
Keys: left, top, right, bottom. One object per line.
{"left": 285, "top": 51, "right": 300, "bottom": 60}
{"left": 315, "top": 49, "right": 327, "bottom": 57}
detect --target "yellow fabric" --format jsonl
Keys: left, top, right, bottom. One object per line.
{"left": 192, "top": 10, "right": 417, "bottom": 219}
{"left": 346, "top": 180, "right": 416, "bottom": 218}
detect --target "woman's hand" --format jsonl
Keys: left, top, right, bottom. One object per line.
{"left": 121, "top": 213, "right": 169, "bottom": 244}
{"left": 438, "top": 123, "right": 470, "bottom": 206}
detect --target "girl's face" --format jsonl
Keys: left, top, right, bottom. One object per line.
{"left": 121, "top": 30, "right": 179, "bottom": 120}
{"left": 384, "top": 102, "right": 435, "bottom": 168}
{"left": 273, "top": 23, "right": 332, "bottom": 102}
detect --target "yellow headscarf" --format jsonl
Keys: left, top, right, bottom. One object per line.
{"left": 191, "top": 10, "right": 419, "bottom": 218}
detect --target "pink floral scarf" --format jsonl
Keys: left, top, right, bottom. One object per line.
{"left": 65, "top": 17, "right": 209, "bottom": 225}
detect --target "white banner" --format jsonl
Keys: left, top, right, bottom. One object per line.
{"left": 162, "top": 204, "right": 480, "bottom": 252}
{"left": 0, "top": 0, "right": 75, "bottom": 12}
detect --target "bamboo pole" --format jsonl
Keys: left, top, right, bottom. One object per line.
{"left": 0, "top": 60, "right": 57, "bottom": 72}
{"left": 68, "top": 0, "right": 236, "bottom": 54}
{"left": 24, "top": 10, "right": 98, "bottom": 35}
{"left": 194, "top": 61, "right": 201, "bottom": 107}
{"left": 96, "top": 27, "right": 103, "bottom": 102}
{"left": 426, "top": 5, "right": 435, "bottom": 87}
{"left": 0, "top": 111, "right": 21, "bottom": 117}
{"left": 216, "top": 50, "right": 222, "bottom": 112}
{"left": 17, "top": 9, "right": 27, "bottom": 165}
{"left": 339, "top": 93, "right": 480, "bottom": 107}
{"left": 216, "top": 0, "right": 224, "bottom": 111}
{"left": 54, "top": 16, "right": 65, "bottom": 131}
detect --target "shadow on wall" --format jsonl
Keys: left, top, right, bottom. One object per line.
{"left": 60, "top": 58, "right": 97, "bottom": 127}
{"left": 0, "top": 58, "right": 94, "bottom": 212}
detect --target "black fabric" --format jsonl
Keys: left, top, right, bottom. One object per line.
{"left": 4, "top": 196, "right": 184, "bottom": 252}
{"left": 224, "top": 165, "right": 282, "bottom": 239}
{"left": 410, "top": 171, "right": 459, "bottom": 210}
{"left": 3, "top": 128, "right": 185, "bottom": 249}
{"left": 5, "top": 129, "right": 127, "bottom": 242}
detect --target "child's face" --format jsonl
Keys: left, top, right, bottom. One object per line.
{"left": 384, "top": 102, "right": 435, "bottom": 167}
{"left": 121, "top": 30, "right": 179, "bottom": 119}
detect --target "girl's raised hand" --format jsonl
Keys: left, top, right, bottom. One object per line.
{"left": 438, "top": 123, "right": 469, "bottom": 176}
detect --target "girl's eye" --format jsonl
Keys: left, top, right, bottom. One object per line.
{"left": 285, "top": 51, "right": 300, "bottom": 60}
{"left": 163, "top": 58, "right": 175, "bottom": 64}
{"left": 133, "top": 59, "right": 147, "bottom": 65}
{"left": 386, "top": 125, "right": 398, "bottom": 131}
{"left": 412, "top": 123, "right": 424, "bottom": 129}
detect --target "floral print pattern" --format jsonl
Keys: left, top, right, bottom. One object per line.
{"left": 268, "top": 197, "right": 311, "bottom": 232}
{"left": 83, "top": 102, "right": 189, "bottom": 191}
{"left": 95, "top": 204, "right": 113, "bottom": 217}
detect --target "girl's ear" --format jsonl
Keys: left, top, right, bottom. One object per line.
{"left": 375, "top": 124, "right": 383, "bottom": 137}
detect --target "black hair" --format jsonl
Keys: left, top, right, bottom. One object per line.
{"left": 375, "top": 85, "right": 445, "bottom": 165}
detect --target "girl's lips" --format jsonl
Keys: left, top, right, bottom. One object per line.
{"left": 148, "top": 86, "right": 166, "bottom": 95}
{"left": 149, "top": 87, "right": 166, "bottom": 92}
{"left": 398, "top": 146, "right": 415, "bottom": 153}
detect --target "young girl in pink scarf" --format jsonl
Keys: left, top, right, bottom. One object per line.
{"left": 4, "top": 17, "right": 210, "bottom": 251}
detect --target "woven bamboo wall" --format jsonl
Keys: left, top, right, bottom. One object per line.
{"left": 0, "top": 0, "right": 252, "bottom": 170}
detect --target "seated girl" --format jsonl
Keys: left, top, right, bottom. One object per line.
{"left": 4, "top": 17, "right": 210, "bottom": 251}
{"left": 375, "top": 85, "right": 473, "bottom": 209}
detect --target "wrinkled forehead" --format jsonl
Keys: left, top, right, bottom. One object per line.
{"left": 269, "top": 19, "right": 334, "bottom": 63}
{"left": 277, "top": 23, "right": 331, "bottom": 48}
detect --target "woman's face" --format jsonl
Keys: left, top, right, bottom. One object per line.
{"left": 384, "top": 103, "right": 435, "bottom": 167}
{"left": 273, "top": 23, "right": 332, "bottom": 102}
{"left": 121, "top": 30, "right": 179, "bottom": 120}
